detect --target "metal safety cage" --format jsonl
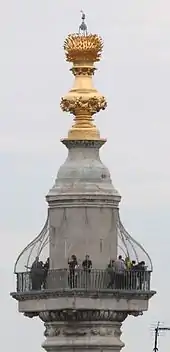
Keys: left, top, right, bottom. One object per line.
{"left": 14, "top": 210, "right": 153, "bottom": 273}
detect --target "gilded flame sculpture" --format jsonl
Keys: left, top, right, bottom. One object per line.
{"left": 63, "top": 33, "right": 103, "bottom": 62}
{"left": 60, "top": 14, "right": 107, "bottom": 141}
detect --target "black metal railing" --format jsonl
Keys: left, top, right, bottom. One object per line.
{"left": 16, "top": 268, "right": 151, "bottom": 293}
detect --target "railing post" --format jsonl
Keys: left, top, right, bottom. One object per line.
{"left": 21, "top": 273, "right": 23, "bottom": 292}
{"left": 16, "top": 273, "right": 19, "bottom": 292}
{"left": 148, "top": 271, "right": 151, "bottom": 291}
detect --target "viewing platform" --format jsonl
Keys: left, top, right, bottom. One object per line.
{"left": 14, "top": 268, "right": 152, "bottom": 294}
{"left": 11, "top": 268, "right": 155, "bottom": 319}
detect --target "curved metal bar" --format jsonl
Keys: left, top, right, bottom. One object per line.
{"left": 37, "top": 231, "right": 49, "bottom": 255}
{"left": 122, "top": 223, "right": 153, "bottom": 270}
{"left": 118, "top": 217, "right": 139, "bottom": 261}
{"left": 26, "top": 243, "right": 35, "bottom": 271}
{"left": 118, "top": 226, "right": 130, "bottom": 258}
{"left": 125, "top": 236, "right": 139, "bottom": 262}
{"left": 14, "top": 211, "right": 49, "bottom": 273}
{"left": 118, "top": 213, "right": 153, "bottom": 271}
{"left": 117, "top": 244, "right": 128, "bottom": 257}
{"left": 25, "top": 222, "right": 49, "bottom": 270}
{"left": 37, "top": 226, "right": 49, "bottom": 255}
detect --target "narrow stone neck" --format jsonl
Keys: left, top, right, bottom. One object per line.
{"left": 47, "top": 140, "right": 120, "bottom": 200}
{"left": 60, "top": 140, "right": 106, "bottom": 171}
{"left": 56, "top": 140, "right": 112, "bottom": 185}
{"left": 62, "top": 139, "right": 106, "bottom": 149}
{"left": 63, "top": 144, "right": 101, "bottom": 160}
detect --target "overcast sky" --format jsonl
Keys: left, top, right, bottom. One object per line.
{"left": 1, "top": 0, "right": 170, "bottom": 351}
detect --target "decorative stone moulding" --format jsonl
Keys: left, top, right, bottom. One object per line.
{"left": 43, "top": 322, "right": 122, "bottom": 338}
{"left": 39, "top": 310, "right": 128, "bottom": 323}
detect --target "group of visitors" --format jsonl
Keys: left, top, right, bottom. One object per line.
{"left": 28, "top": 254, "right": 147, "bottom": 291}
{"left": 67, "top": 254, "right": 147, "bottom": 290}
{"left": 107, "top": 255, "right": 147, "bottom": 289}
{"left": 29, "top": 254, "right": 92, "bottom": 290}
{"left": 68, "top": 254, "right": 92, "bottom": 288}
{"left": 66, "top": 254, "right": 147, "bottom": 290}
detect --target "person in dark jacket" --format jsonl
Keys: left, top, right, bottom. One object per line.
{"left": 43, "top": 257, "right": 50, "bottom": 289}
{"left": 68, "top": 255, "right": 78, "bottom": 288}
{"left": 30, "top": 257, "right": 44, "bottom": 290}
{"left": 82, "top": 255, "right": 92, "bottom": 272}
{"left": 136, "top": 261, "right": 146, "bottom": 289}
{"left": 82, "top": 255, "right": 92, "bottom": 288}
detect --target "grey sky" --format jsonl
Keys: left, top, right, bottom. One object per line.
{"left": 1, "top": 0, "right": 170, "bottom": 351}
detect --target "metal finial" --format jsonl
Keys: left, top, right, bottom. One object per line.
{"left": 79, "top": 10, "right": 88, "bottom": 35}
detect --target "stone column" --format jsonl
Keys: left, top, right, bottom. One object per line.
{"left": 39, "top": 310, "right": 128, "bottom": 352}
{"left": 47, "top": 140, "right": 121, "bottom": 270}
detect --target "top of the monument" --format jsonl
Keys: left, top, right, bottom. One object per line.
{"left": 79, "top": 10, "right": 88, "bottom": 35}
{"left": 60, "top": 12, "right": 106, "bottom": 141}
{"left": 63, "top": 11, "right": 103, "bottom": 63}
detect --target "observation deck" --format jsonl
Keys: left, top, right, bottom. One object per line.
{"left": 14, "top": 268, "right": 151, "bottom": 293}
{"left": 11, "top": 212, "right": 154, "bottom": 307}
{"left": 12, "top": 208, "right": 154, "bottom": 302}
{"left": 11, "top": 266, "right": 154, "bottom": 322}
{"left": 13, "top": 213, "right": 153, "bottom": 274}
